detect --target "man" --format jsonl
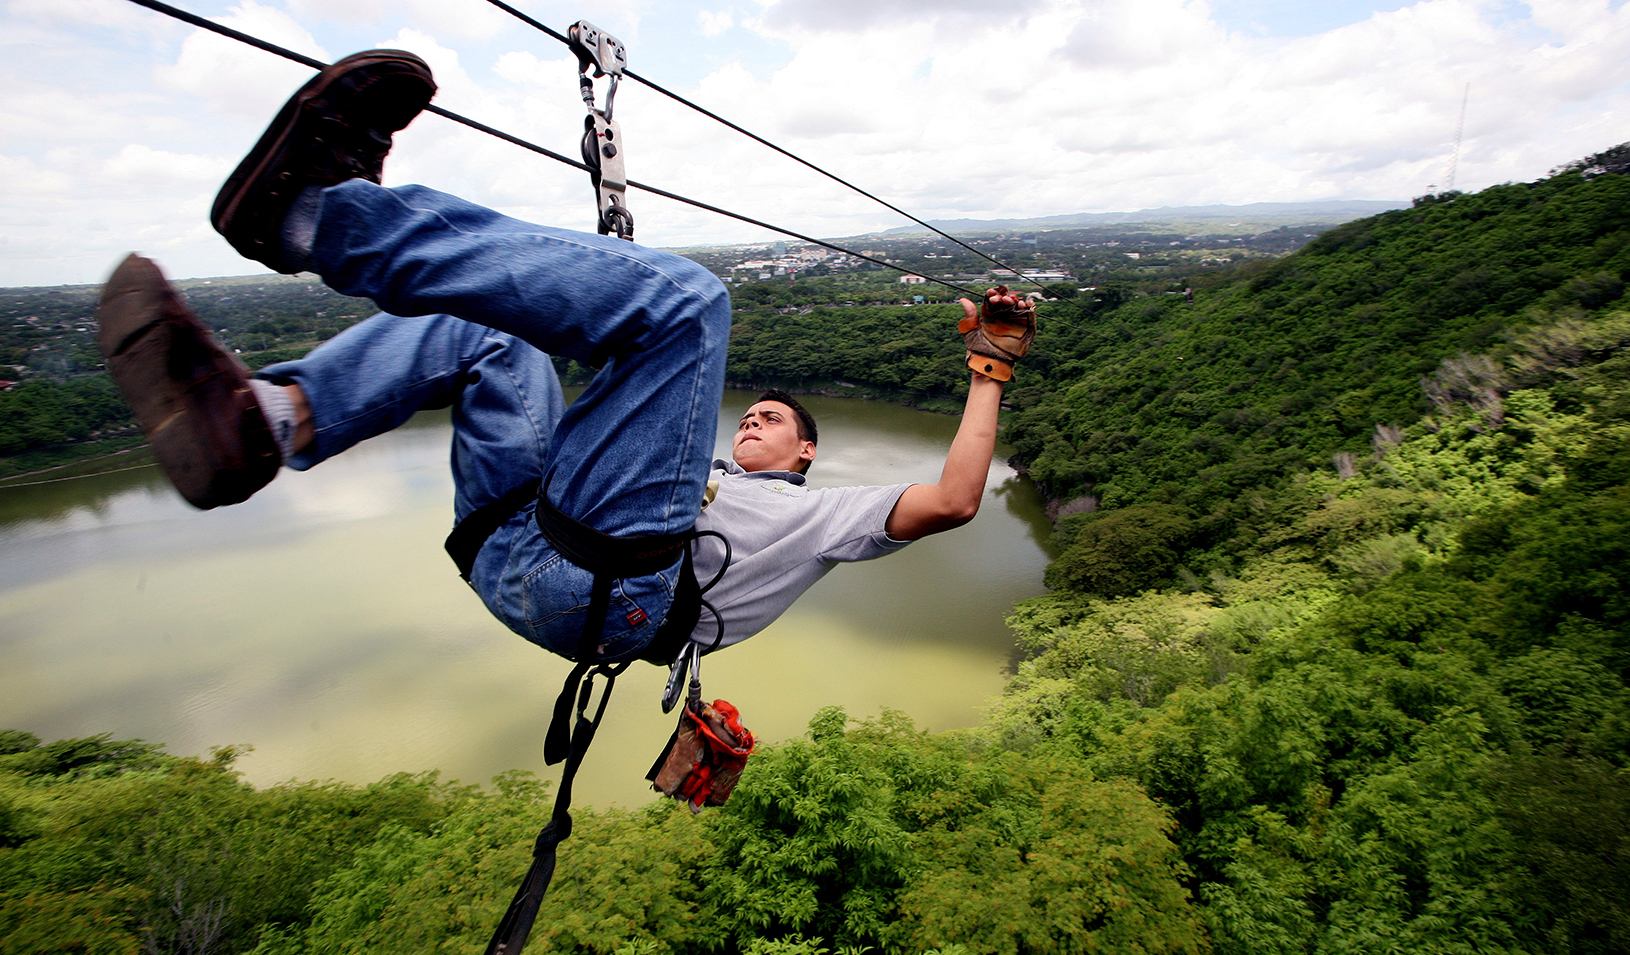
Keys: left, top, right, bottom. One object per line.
{"left": 97, "top": 50, "right": 1036, "bottom": 667}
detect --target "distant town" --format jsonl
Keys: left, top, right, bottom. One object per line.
{"left": 676, "top": 216, "right": 1333, "bottom": 296}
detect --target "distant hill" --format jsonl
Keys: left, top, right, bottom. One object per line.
{"left": 880, "top": 200, "right": 1409, "bottom": 236}
{"left": 1002, "top": 173, "right": 1629, "bottom": 516}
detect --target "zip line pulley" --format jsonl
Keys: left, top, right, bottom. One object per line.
{"left": 569, "top": 21, "right": 633, "bottom": 241}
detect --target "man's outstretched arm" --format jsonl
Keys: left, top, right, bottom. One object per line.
{"left": 885, "top": 367, "right": 1003, "bottom": 540}
{"left": 885, "top": 289, "right": 1033, "bottom": 541}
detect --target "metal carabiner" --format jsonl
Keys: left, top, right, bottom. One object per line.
{"left": 569, "top": 21, "right": 634, "bottom": 241}
{"left": 661, "top": 641, "right": 702, "bottom": 714}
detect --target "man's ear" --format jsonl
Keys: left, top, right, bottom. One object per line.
{"left": 799, "top": 441, "right": 816, "bottom": 465}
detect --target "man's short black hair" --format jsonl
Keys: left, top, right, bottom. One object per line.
{"left": 756, "top": 389, "right": 817, "bottom": 473}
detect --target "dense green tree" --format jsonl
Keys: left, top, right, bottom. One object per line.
{"left": 0, "top": 740, "right": 465, "bottom": 955}
{"left": 894, "top": 757, "right": 1205, "bottom": 955}
{"left": 1044, "top": 504, "right": 1197, "bottom": 596}
{"left": 0, "top": 377, "right": 132, "bottom": 457}
{"left": 5, "top": 147, "right": 1630, "bottom": 955}
{"left": 710, "top": 709, "right": 1203, "bottom": 954}
{"left": 1002, "top": 159, "right": 1630, "bottom": 549}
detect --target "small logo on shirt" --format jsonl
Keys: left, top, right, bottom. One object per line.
{"left": 626, "top": 608, "right": 648, "bottom": 627}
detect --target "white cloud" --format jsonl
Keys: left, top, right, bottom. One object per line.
{"left": 1, "top": 0, "right": 1629, "bottom": 284}
{"left": 372, "top": 28, "right": 475, "bottom": 100}
{"left": 763, "top": 0, "right": 1046, "bottom": 32}
{"left": 283, "top": 0, "right": 387, "bottom": 24}
{"left": 103, "top": 144, "right": 230, "bottom": 186}
{"left": 0, "top": 153, "right": 76, "bottom": 198}
{"left": 1062, "top": 0, "right": 1226, "bottom": 70}
{"left": 8, "top": 0, "right": 174, "bottom": 37}
{"left": 284, "top": 0, "right": 515, "bottom": 40}
{"left": 698, "top": 9, "right": 734, "bottom": 36}
{"left": 155, "top": 2, "right": 331, "bottom": 118}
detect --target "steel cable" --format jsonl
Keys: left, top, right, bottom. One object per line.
{"left": 478, "top": 0, "right": 1054, "bottom": 295}
{"left": 121, "top": 0, "right": 1098, "bottom": 325}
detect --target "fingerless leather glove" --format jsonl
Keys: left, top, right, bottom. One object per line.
{"left": 959, "top": 286, "right": 1036, "bottom": 381}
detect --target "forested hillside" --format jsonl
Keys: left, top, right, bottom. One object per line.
{"left": 3, "top": 148, "right": 1629, "bottom": 955}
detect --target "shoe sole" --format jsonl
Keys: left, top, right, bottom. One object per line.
{"left": 211, "top": 50, "right": 436, "bottom": 272}
{"left": 97, "top": 254, "right": 280, "bottom": 509}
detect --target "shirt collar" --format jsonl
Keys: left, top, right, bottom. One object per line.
{"left": 715, "top": 457, "right": 808, "bottom": 486}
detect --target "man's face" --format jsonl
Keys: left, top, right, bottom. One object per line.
{"left": 732, "top": 400, "right": 815, "bottom": 473}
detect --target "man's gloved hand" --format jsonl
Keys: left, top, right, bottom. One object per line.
{"left": 958, "top": 286, "right": 1036, "bottom": 382}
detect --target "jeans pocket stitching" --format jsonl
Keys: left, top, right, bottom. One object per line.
{"left": 521, "top": 554, "right": 588, "bottom": 628}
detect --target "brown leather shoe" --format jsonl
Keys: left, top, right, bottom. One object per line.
{"left": 97, "top": 254, "right": 280, "bottom": 509}
{"left": 211, "top": 50, "right": 436, "bottom": 273}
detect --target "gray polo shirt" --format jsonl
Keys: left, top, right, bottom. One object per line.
{"left": 688, "top": 458, "right": 913, "bottom": 650}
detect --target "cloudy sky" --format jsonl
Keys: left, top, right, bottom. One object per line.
{"left": 3, "top": 0, "right": 1627, "bottom": 286}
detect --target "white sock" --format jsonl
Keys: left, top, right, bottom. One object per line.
{"left": 248, "top": 378, "right": 298, "bottom": 463}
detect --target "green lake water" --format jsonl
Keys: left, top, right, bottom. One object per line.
{"left": 0, "top": 392, "right": 1052, "bottom": 808}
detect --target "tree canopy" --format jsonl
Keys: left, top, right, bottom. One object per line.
{"left": 4, "top": 147, "right": 1630, "bottom": 954}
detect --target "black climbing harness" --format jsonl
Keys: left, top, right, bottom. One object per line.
{"left": 445, "top": 477, "right": 731, "bottom": 955}
{"left": 569, "top": 21, "right": 633, "bottom": 241}
{"left": 443, "top": 478, "right": 725, "bottom": 667}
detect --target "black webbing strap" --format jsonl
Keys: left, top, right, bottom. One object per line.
{"left": 479, "top": 478, "right": 697, "bottom": 955}
{"left": 445, "top": 477, "right": 700, "bottom": 657}
{"left": 445, "top": 482, "right": 542, "bottom": 582}
{"left": 485, "top": 659, "right": 620, "bottom": 955}
{"left": 532, "top": 481, "right": 692, "bottom": 580}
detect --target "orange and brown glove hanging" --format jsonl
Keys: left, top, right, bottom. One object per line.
{"left": 650, "top": 698, "right": 756, "bottom": 813}
{"left": 959, "top": 286, "right": 1036, "bottom": 382}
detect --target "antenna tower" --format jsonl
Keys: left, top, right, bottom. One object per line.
{"left": 1446, "top": 82, "right": 1469, "bottom": 191}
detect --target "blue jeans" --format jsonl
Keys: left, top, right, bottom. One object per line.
{"left": 259, "top": 180, "right": 731, "bottom": 661}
